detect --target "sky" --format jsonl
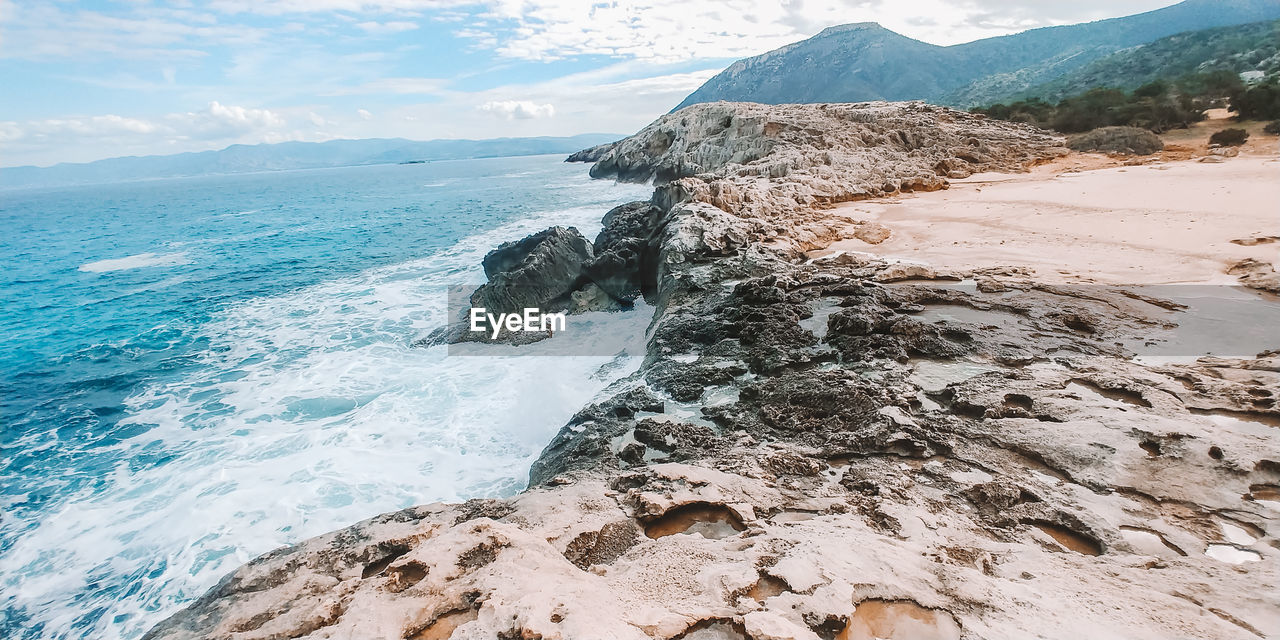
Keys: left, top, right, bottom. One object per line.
{"left": 0, "top": 0, "right": 1183, "bottom": 167}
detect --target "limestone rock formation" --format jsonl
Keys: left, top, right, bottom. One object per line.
{"left": 590, "top": 102, "right": 1064, "bottom": 266}
{"left": 565, "top": 140, "right": 620, "bottom": 163}
{"left": 146, "top": 103, "right": 1278, "bottom": 640}
{"left": 1229, "top": 258, "right": 1280, "bottom": 294}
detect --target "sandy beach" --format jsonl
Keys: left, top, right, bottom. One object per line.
{"left": 819, "top": 120, "right": 1280, "bottom": 285}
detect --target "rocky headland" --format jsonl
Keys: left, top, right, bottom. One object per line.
{"left": 145, "top": 102, "right": 1280, "bottom": 640}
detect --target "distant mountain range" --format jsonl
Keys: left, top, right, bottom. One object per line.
{"left": 675, "top": 0, "right": 1280, "bottom": 110}
{"left": 0, "top": 134, "right": 622, "bottom": 189}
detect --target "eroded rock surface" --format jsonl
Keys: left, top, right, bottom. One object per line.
{"left": 145, "top": 103, "right": 1278, "bottom": 640}
{"left": 565, "top": 140, "right": 620, "bottom": 163}
{"left": 473, "top": 225, "right": 594, "bottom": 314}
{"left": 1229, "top": 258, "right": 1280, "bottom": 294}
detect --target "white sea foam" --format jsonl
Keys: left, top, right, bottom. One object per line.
{"left": 1, "top": 181, "right": 652, "bottom": 639}
{"left": 78, "top": 252, "right": 191, "bottom": 273}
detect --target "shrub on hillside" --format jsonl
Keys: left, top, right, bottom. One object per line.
{"left": 1209, "top": 128, "right": 1249, "bottom": 146}
{"left": 1264, "top": 120, "right": 1280, "bottom": 135}
{"left": 1049, "top": 88, "right": 1128, "bottom": 133}
{"left": 1178, "top": 70, "right": 1245, "bottom": 102}
{"left": 974, "top": 84, "right": 1204, "bottom": 134}
{"left": 1230, "top": 83, "right": 1280, "bottom": 120}
{"left": 1067, "top": 127, "right": 1165, "bottom": 155}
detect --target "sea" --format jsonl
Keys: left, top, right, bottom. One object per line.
{"left": 0, "top": 155, "right": 653, "bottom": 639}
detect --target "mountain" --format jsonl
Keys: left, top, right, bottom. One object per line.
{"left": 674, "top": 0, "right": 1280, "bottom": 110}
{"left": 0, "top": 134, "right": 622, "bottom": 190}
{"left": 675, "top": 23, "right": 967, "bottom": 108}
{"left": 1017, "top": 19, "right": 1280, "bottom": 103}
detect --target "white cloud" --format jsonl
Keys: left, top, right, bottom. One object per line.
{"left": 478, "top": 100, "right": 556, "bottom": 120}
{"left": 2, "top": 63, "right": 719, "bottom": 166}
{"left": 355, "top": 20, "right": 419, "bottom": 34}
{"left": 364, "top": 65, "right": 718, "bottom": 140}
{"left": 0, "top": 2, "right": 271, "bottom": 60}
{"left": 0, "top": 0, "right": 1183, "bottom": 65}
{"left": 166, "top": 101, "right": 286, "bottom": 139}
{"left": 459, "top": 0, "right": 1181, "bottom": 58}
{"left": 9, "top": 114, "right": 160, "bottom": 141}
{"left": 1, "top": 0, "right": 1187, "bottom": 166}
{"left": 2, "top": 102, "right": 294, "bottom": 165}
{"left": 205, "top": 0, "right": 475, "bottom": 15}
{"left": 326, "top": 77, "right": 449, "bottom": 95}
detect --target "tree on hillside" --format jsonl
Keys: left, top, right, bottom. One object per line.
{"left": 1177, "top": 70, "right": 1245, "bottom": 102}
{"left": 1231, "top": 82, "right": 1280, "bottom": 119}
{"left": 975, "top": 74, "right": 1219, "bottom": 134}
{"left": 1050, "top": 89, "right": 1128, "bottom": 132}
{"left": 1133, "top": 80, "right": 1169, "bottom": 98}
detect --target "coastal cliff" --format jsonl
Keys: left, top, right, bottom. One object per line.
{"left": 144, "top": 102, "right": 1280, "bottom": 640}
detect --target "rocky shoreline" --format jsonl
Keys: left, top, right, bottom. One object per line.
{"left": 144, "top": 102, "right": 1279, "bottom": 640}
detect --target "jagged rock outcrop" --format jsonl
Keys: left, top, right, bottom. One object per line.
{"left": 146, "top": 103, "right": 1279, "bottom": 640}
{"left": 583, "top": 201, "right": 666, "bottom": 303}
{"left": 417, "top": 226, "right": 596, "bottom": 346}
{"left": 592, "top": 101, "right": 1062, "bottom": 197}
{"left": 591, "top": 102, "right": 1064, "bottom": 265}
{"left": 473, "top": 226, "right": 593, "bottom": 314}
{"left": 565, "top": 140, "right": 620, "bottom": 163}
{"left": 1230, "top": 258, "right": 1280, "bottom": 294}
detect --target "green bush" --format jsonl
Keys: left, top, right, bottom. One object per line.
{"left": 1209, "top": 128, "right": 1249, "bottom": 146}
{"left": 974, "top": 83, "right": 1205, "bottom": 134}
{"left": 1133, "top": 80, "right": 1169, "bottom": 98}
{"left": 1230, "top": 83, "right": 1280, "bottom": 120}
{"left": 1068, "top": 127, "right": 1165, "bottom": 155}
{"left": 1265, "top": 120, "right": 1280, "bottom": 135}
{"left": 1050, "top": 88, "right": 1129, "bottom": 133}
{"left": 1178, "top": 70, "right": 1244, "bottom": 100}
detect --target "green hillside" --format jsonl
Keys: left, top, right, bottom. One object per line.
{"left": 1018, "top": 19, "right": 1280, "bottom": 103}
{"left": 674, "top": 0, "right": 1280, "bottom": 111}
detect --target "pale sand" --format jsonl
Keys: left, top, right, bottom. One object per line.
{"left": 818, "top": 148, "right": 1280, "bottom": 285}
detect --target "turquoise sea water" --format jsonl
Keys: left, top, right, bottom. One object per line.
{"left": 0, "top": 156, "right": 651, "bottom": 639}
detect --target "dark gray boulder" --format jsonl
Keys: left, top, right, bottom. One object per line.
{"left": 583, "top": 201, "right": 665, "bottom": 303}
{"left": 473, "top": 226, "right": 593, "bottom": 314}
{"left": 565, "top": 140, "right": 619, "bottom": 163}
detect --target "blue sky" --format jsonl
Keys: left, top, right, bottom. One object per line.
{"left": 0, "top": 0, "right": 1180, "bottom": 167}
